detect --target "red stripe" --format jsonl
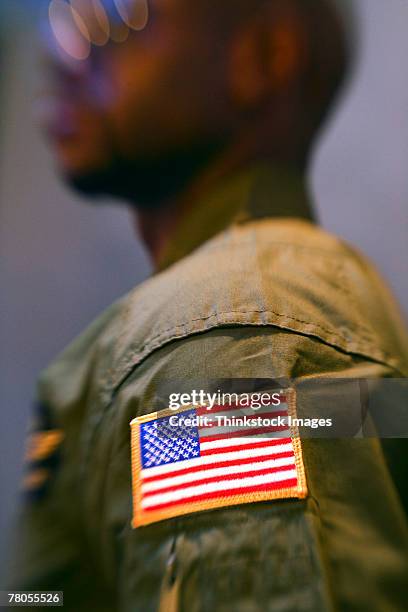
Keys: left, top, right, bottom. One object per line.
{"left": 143, "top": 478, "right": 298, "bottom": 512}
{"left": 200, "top": 424, "right": 289, "bottom": 442}
{"left": 143, "top": 463, "right": 296, "bottom": 498}
{"left": 197, "top": 410, "right": 289, "bottom": 429}
{"left": 141, "top": 449, "right": 295, "bottom": 483}
{"left": 200, "top": 437, "right": 293, "bottom": 456}
{"left": 196, "top": 398, "right": 287, "bottom": 416}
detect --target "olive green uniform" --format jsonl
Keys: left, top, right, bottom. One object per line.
{"left": 10, "top": 164, "right": 408, "bottom": 611}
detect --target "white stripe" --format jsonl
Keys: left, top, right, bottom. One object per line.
{"left": 141, "top": 442, "right": 293, "bottom": 479}
{"left": 142, "top": 468, "right": 298, "bottom": 509}
{"left": 198, "top": 403, "right": 288, "bottom": 422}
{"left": 141, "top": 456, "right": 296, "bottom": 494}
{"left": 200, "top": 430, "right": 291, "bottom": 451}
{"left": 198, "top": 419, "right": 289, "bottom": 438}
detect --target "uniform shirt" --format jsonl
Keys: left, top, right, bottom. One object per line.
{"left": 10, "top": 163, "right": 408, "bottom": 611}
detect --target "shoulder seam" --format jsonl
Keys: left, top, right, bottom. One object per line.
{"left": 105, "top": 315, "right": 406, "bottom": 400}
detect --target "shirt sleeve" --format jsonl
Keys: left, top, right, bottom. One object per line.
{"left": 7, "top": 399, "right": 115, "bottom": 612}
{"left": 7, "top": 302, "right": 122, "bottom": 610}
{"left": 94, "top": 326, "right": 408, "bottom": 612}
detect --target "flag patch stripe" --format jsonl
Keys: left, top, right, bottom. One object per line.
{"left": 142, "top": 479, "right": 299, "bottom": 513}
{"left": 199, "top": 425, "right": 289, "bottom": 442}
{"left": 197, "top": 406, "right": 288, "bottom": 423}
{"left": 199, "top": 433, "right": 291, "bottom": 451}
{"left": 142, "top": 469, "right": 298, "bottom": 509}
{"left": 142, "top": 461, "right": 296, "bottom": 497}
{"left": 141, "top": 449, "right": 295, "bottom": 484}
{"left": 200, "top": 436, "right": 292, "bottom": 456}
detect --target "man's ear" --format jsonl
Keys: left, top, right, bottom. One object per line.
{"left": 228, "top": 2, "right": 307, "bottom": 109}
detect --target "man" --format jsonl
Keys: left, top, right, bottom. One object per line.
{"left": 10, "top": 1, "right": 408, "bottom": 611}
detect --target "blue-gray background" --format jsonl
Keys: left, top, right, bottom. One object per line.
{"left": 0, "top": 0, "right": 407, "bottom": 571}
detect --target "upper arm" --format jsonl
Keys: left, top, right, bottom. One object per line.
{"left": 94, "top": 326, "right": 408, "bottom": 611}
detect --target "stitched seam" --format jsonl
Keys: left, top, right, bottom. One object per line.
{"left": 119, "top": 309, "right": 379, "bottom": 365}
{"left": 105, "top": 316, "right": 405, "bottom": 400}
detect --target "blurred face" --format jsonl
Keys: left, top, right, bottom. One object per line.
{"left": 39, "top": 0, "right": 237, "bottom": 205}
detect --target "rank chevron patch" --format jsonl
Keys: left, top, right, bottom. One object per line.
{"left": 22, "top": 402, "right": 64, "bottom": 501}
{"left": 130, "top": 389, "right": 307, "bottom": 527}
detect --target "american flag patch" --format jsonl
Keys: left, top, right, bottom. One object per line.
{"left": 130, "top": 390, "right": 307, "bottom": 527}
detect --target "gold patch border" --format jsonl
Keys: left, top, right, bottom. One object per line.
{"left": 130, "top": 389, "right": 308, "bottom": 528}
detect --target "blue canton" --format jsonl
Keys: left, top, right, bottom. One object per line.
{"left": 140, "top": 409, "right": 200, "bottom": 469}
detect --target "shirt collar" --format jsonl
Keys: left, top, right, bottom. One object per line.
{"left": 157, "top": 161, "right": 314, "bottom": 271}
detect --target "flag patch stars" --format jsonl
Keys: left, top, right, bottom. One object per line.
{"left": 140, "top": 409, "right": 200, "bottom": 468}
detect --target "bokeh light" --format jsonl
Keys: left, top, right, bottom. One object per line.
{"left": 48, "top": 0, "right": 91, "bottom": 60}
{"left": 111, "top": 0, "right": 149, "bottom": 32}
{"left": 47, "top": 0, "right": 148, "bottom": 59}
{"left": 70, "top": 0, "right": 110, "bottom": 46}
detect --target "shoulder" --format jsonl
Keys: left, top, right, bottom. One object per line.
{"left": 40, "top": 218, "right": 408, "bottom": 408}
{"left": 111, "top": 219, "right": 408, "bottom": 379}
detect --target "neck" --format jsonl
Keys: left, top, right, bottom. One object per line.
{"left": 133, "top": 126, "right": 309, "bottom": 268}
{"left": 135, "top": 201, "right": 183, "bottom": 266}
